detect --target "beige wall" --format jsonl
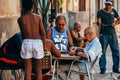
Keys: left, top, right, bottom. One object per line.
{"left": 61, "top": 0, "right": 91, "bottom": 36}
{"left": 0, "top": 0, "right": 21, "bottom": 45}
{"left": 0, "top": 0, "right": 21, "bottom": 16}
{"left": 62, "top": 0, "right": 80, "bottom": 12}
{"left": 62, "top": 0, "right": 90, "bottom": 13}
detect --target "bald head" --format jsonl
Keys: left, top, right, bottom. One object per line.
{"left": 73, "top": 22, "right": 81, "bottom": 32}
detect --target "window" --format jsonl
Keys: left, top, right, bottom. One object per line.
{"left": 79, "top": 0, "right": 86, "bottom": 11}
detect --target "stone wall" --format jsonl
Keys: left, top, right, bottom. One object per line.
{"left": 0, "top": 16, "right": 20, "bottom": 45}
{"left": 0, "top": 0, "right": 21, "bottom": 45}
{"left": 0, "top": 0, "right": 21, "bottom": 16}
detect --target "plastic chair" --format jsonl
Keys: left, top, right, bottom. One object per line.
{"left": 32, "top": 51, "right": 53, "bottom": 80}
{"left": 42, "top": 51, "right": 52, "bottom": 71}
{"left": 42, "top": 51, "right": 52, "bottom": 80}
{"left": 42, "top": 51, "right": 58, "bottom": 80}
{"left": 67, "top": 56, "right": 99, "bottom": 80}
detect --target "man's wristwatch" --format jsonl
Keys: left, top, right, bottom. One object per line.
{"left": 74, "top": 52, "right": 78, "bottom": 56}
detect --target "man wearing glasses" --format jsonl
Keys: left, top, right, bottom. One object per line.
{"left": 97, "top": 0, "right": 120, "bottom": 74}
{"left": 70, "top": 27, "right": 102, "bottom": 80}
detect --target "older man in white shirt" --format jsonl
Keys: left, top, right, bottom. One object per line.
{"left": 70, "top": 27, "right": 102, "bottom": 80}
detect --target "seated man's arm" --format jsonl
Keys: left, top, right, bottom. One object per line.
{"left": 68, "top": 30, "right": 74, "bottom": 47}
{"left": 51, "top": 41, "right": 61, "bottom": 58}
{"left": 46, "top": 28, "right": 52, "bottom": 39}
{"left": 68, "top": 30, "right": 76, "bottom": 55}
{"left": 71, "top": 30, "right": 80, "bottom": 41}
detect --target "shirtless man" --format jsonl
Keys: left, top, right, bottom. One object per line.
{"left": 18, "top": 0, "right": 46, "bottom": 80}
{"left": 71, "top": 22, "right": 85, "bottom": 47}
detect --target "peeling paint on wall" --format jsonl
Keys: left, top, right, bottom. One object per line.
{"left": 0, "top": 31, "right": 7, "bottom": 45}
{"left": 0, "top": 16, "right": 20, "bottom": 45}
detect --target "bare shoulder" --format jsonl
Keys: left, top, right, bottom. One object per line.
{"left": 67, "top": 29, "right": 71, "bottom": 35}
{"left": 66, "top": 29, "right": 70, "bottom": 32}
{"left": 17, "top": 16, "right": 23, "bottom": 25}
{"left": 32, "top": 13, "right": 41, "bottom": 19}
{"left": 47, "top": 28, "right": 52, "bottom": 32}
{"left": 46, "top": 28, "right": 52, "bottom": 39}
{"left": 32, "top": 13, "right": 39, "bottom": 16}
{"left": 71, "top": 30, "right": 75, "bottom": 34}
{"left": 32, "top": 13, "right": 43, "bottom": 25}
{"left": 66, "top": 29, "right": 72, "bottom": 37}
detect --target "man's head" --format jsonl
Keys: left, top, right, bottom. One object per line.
{"left": 84, "top": 27, "right": 96, "bottom": 42}
{"left": 104, "top": 0, "right": 113, "bottom": 10}
{"left": 22, "top": 0, "right": 34, "bottom": 12}
{"left": 74, "top": 23, "right": 81, "bottom": 32}
{"left": 55, "top": 15, "right": 67, "bottom": 32}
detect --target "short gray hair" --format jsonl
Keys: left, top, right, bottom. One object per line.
{"left": 85, "top": 26, "right": 96, "bottom": 34}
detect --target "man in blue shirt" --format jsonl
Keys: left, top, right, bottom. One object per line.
{"left": 46, "top": 15, "right": 74, "bottom": 54}
{"left": 97, "top": 0, "right": 120, "bottom": 74}
{"left": 70, "top": 27, "right": 102, "bottom": 80}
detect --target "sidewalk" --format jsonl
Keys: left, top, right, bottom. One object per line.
{"left": 93, "top": 46, "right": 120, "bottom": 80}
{"left": 57, "top": 45, "right": 120, "bottom": 80}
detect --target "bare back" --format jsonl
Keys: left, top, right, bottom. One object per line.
{"left": 18, "top": 13, "right": 45, "bottom": 39}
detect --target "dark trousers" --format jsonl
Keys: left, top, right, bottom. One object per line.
{"left": 99, "top": 33, "right": 120, "bottom": 71}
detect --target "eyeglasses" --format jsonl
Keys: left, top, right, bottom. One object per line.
{"left": 57, "top": 23, "right": 65, "bottom": 26}
{"left": 84, "top": 32, "right": 92, "bottom": 36}
{"left": 84, "top": 33, "right": 90, "bottom": 36}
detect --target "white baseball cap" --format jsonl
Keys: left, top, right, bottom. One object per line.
{"left": 105, "top": 1, "right": 113, "bottom": 5}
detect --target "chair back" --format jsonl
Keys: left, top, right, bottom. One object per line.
{"left": 42, "top": 51, "right": 52, "bottom": 70}
{"left": 32, "top": 51, "right": 52, "bottom": 80}
{"left": 90, "top": 56, "right": 99, "bottom": 70}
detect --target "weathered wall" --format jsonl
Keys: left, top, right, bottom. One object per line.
{"left": 0, "top": 0, "right": 21, "bottom": 45}
{"left": 0, "top": 0, "right": 21, "bottom": 16}
{"left": 0, "top": 17, "right": 20, "bottom": 45}
{"left": 61, "top": 0, "right": 94, "bottom": 35}
{"left": 57, "top": 11, "right": 89, "bottom": 36}
{"left": 68, "top": 11, "right": 89, "bottom": 36}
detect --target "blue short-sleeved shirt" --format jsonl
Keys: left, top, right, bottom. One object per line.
{"left": 51, "top": 27, "right": 69, "bottom": 53}
{"left": 78, "top": 37, "right": 102, "bottom": 72}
